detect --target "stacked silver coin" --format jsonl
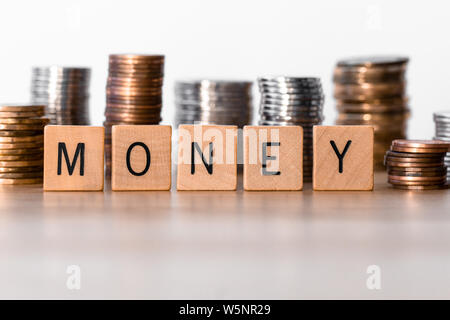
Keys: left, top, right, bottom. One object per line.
{"left": 257, "top": 76, "right": 325, "bottom": 182}
{"left": 433, "top": 111, "right": 450, "bottom": 181}
{"left": 31, "top": 66, "right": 91, "bottom": 125}
{"left": 174, "top": 80, "right": 252, "bottom": 127}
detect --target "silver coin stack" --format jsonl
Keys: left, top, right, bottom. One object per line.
{"left": 174, "top": 80, "right": 252, "bottom": 127}
{"left": 433, "top": 111, "right": 450, "bottom": 181}
{"left": 258, "top": 76, "right": 325, "bottom": 182}
{"left": 31, "top": 66, "right": 91, "bottom": 125}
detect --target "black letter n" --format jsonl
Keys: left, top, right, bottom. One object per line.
{"left": 57, "top": 142, "right": 85, "bottom": 176}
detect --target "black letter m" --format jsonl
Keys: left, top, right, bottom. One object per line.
{"left": 57, "top": 142, "right": 85, "bottom": 176}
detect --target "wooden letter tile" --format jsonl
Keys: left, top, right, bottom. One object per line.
{"left": 44, "top": 125, "right": 104, "bottom": 191}
{"left": 313, "top": 125, "right": 374, "bottom": 191}
{"left": 111, "top": 125, "right": 171, "bottom": 191}
{"left": 243, "top": 126, "right": 303, "bottom": 191}
{"left": 177, "top": 125, "right": 237, "bottom": 190}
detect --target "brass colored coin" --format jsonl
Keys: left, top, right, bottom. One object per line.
{"left": 0, "top": 104, "right": 45, "bottom": 112}
{"left": 0, "top": 135, "right": 43, "bottom": 143}
{"left": 391, "top": 145, "right": 449, "bottom": 153}
{"left": 0, "top": 111, "right": 45, "bottom": 118}
{"left": 0, "top": 178, "right": 42, "bottom": 185}
{"left": 386, "top": 166, "right": 448, "bottom": 173}
{"left": 388, "top": 170, "right": 447, "bottom": 177}
{"left": 0, "top": 172, "right": 42, "bottom": 179}
{"left": 0, "top": 124, "right": 47, "bottom": 130}
{"left": 0, "top": 142, "right": 44, "bottom": 149}
{"left": 0, "top": 154, "right": 42, "bottom": 161}
{"left": 392, "top": 139, "right": 450, "bottom": 149}
{"left": 0, "top": 118, "right": 50, "bottom": 125}
{"left": 388, "top": 175, "right": 446, "bottom": 182}
{"left": 388, "top": 178, "right": 447, "bottom": 186}
{"left": 0, "top": 166, "right": 42, "bottom": 173}
{"left": 0, "top": 130, "right": 42, "bottom": 137}
{"left": 0, "top": 160, "right": 43, "bottom": 167}
{"left": 385, "top": 160, "right": 443, "bottom": 168}
{"left": 386, "top": 150, "right": 444, "bottom": 158}
{"left": 384, "top": 155, "right": 443, "bottom": 163}
{"left": 392, "top": 184, "right": 448, "bottom": 190}
{"left": 0, "top": 147, "right": 43, "bottom": 155}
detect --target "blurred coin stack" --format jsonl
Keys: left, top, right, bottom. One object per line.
{"left": 105, "top": 54, "right": 164, "bottom": 175}
{"left": 174, "top": 80, "right": 252, "bottom": 127}
{"left": 385, "top": 139, "right": 449, "bottom": 190}
{"left": 0, "top": 104, "right": 49, "bottom": 185}
{"left": 257, "top": 76, "right": 324, "bottom": 182}
{"left": 433, "top": 111, "right": 450, "bottom": 181}
{"left": 31, "top": 66, "right": 91, "bottom": 125}
{"left": 333, "top": 56, "right": 410, "bottom": 168}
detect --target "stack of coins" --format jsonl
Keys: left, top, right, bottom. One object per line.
{"left": 257, "top": 76, "right": 324, "bottom": 182}
{"left": 433, "top": 111, "right": 450, "bottom": 182}
{"left": 385, "top": 139, "right": 449, "bottom": 190}
{"left": 174, "top": 80, "right": 252, "bottom": 127}
{"left": 0, "top": 104, "right": 48, "bottom": 185}
{"left": 104, "top": 54, "right": 164, "bottom": 175}
{"left": 31, "top": 66, "right": 91, "bottom": 125}
{"left": 333, "top": 56, "right": 410, "bottom": 167}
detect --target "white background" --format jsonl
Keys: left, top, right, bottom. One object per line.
{"left": 0, "top": 0, "right": 449, "bottom": 138}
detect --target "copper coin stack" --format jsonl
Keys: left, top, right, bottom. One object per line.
{"left": 333, "top": 56, "right": 410, "bottom": 168}
{"left": 384, "top": 139, "right": 450, "bottom": 190}
{"left": 0, "top": 104, "right": 49, "bottom": 185}
{"left": 31, "top": 66, "right": 91, "bottom": 125}
{"left": 104, "top": 54, "right": 164, "bottom": 175}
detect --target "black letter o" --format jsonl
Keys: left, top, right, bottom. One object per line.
{"left": 126, "top": 142, "right": 150, "bottom": 176}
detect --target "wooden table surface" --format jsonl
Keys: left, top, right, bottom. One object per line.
{"left": 0, "top": 171, "right": 449, "bottom": 299}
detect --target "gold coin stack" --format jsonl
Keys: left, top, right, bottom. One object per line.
{"left": 0, "top": 104, "right": 49, "bottom": 185}
{"left": 104, "top": 54, "right": 164, "bottom": 175}
{"left": 385, "top": 139, "right": 450, "bottom": 190}
{"left": 333, "top": 56, "right": 410, "bottom": 167}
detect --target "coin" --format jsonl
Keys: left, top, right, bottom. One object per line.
{"left": 0, "top": 104, "right": 45, "bottom": 113}
{"left": 391, "top": 146, "right": 449, "bottom": 153}
{"left": 388, "top": 170, "right": 447, "bottom": 177}
{"left": 392, "top": 139, "right": 450, "bottom": 149}
{"left": 0, "top": 166, "right": 42, "bottom": 173}
{"left": 388, "top": 175, "right": 446, "bottom": 182}
{"left": 392, "top": 184, "right": 448, "bottom": 190}
{"left": 31, "top": 67, "right": 91, "bottom": 125}
{"left": 0, "top": 160, "right": 43, "bottom": 167}
{"left": 385, "top": 160, "right": 443, "bottom": 168}
{"left": 0, "top": 172, "right": 42, "bottom": 179}
{"left": 105, "top": 54, "right": 165, "bottom": 175}
{"left": 0, "top": 178, "right": 43, "bottom": 185}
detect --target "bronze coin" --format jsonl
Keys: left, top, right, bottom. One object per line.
{"left": 0, "top": 154, "right": 43, "bottom": 161}
{"left": 0, "top": 166, "right": 42, "bottom": 173}
{"left": 0, "top": 148, "right": 43, "bottom": 155}
{"left": 0, "top": 124, "right": 47, "bottom": 131}
{"left": 0, "top": 118, "right": 50, "bottom": 125}
{"left": 392, "top": 139, "right": 450, "bottom": 149}
{"left": 386, "top": 166, "right": 448, "bottom": 173}
{"left": 384, "top": 155, "right": 443, "bottom": 163}
{"left": 388, "top": 178, "right": 447, "bottom": 186}
{"left": 0, "top": 172, "right": 42, "bottom": 179}
{"left": 390, "top": 145, "right": 449, "bottom": 153}
{"left": 392, "top": 184, "right": 448, "bottom": 190}
{"left": 0, "top": 104, "right": 45, "bottom": 113}
{"left": 388, "top": 175, "right": 447, "bottom": 182}
{"left": 0, "top": 142, "right": 44, "bottom": 149}
{"left": 0, "top": 178, "right": 43, "bottom": 185}
{"left": 0, "top": 135, "right": 44, "bottom": 143}
{"left": 386, "top": 150, "right": 444, "bottom": 158}
{"left": 0, "top": 159, "right": 43, "bottom": 167}
{"left": 385, "top": 160, "right": 444, "bottom": 168}
{"left": 0, "top": 111, "right": 45, "bottom": 118}
{"left": 388, "top": 169, "right": 447, "bottom": 177}
{"left": 0, "top": 130, "right": 42, "bottom": 137}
